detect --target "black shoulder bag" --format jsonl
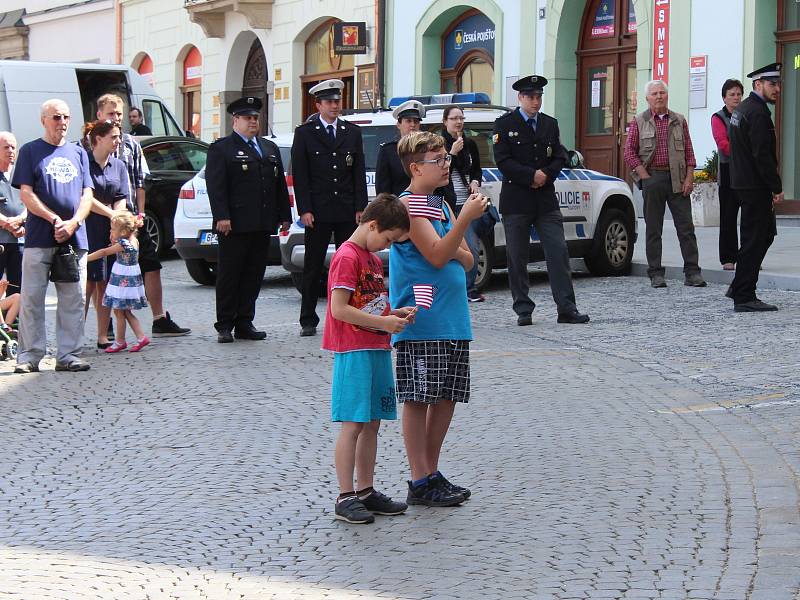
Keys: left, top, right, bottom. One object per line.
{"left": 50, "top": 243, "right": 80, "bottom": 283}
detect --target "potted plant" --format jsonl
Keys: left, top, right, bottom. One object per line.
{"left": 691, "top": 150, "right": 720, "bottom": 226}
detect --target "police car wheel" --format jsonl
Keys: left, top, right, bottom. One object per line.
{"left": 584, "top": 208, "right": 633, "bottom": 276}
{"left": 185, "top": 259, "right": 217, "bottom": 286}
{"left": 291, "top": 271, "right": 328, "bottom": 297}
{"left": 474, "top": 235, "right": 494, "bottom": 291}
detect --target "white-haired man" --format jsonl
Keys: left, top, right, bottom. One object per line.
{"left": 12, "top": 99, "right": 94, "bottom": 373}
{"left": 624, "top": 80, "right": 705, "bottom": 289}
{"left": 0, "top": 131, "right": 26, "bottom": 292}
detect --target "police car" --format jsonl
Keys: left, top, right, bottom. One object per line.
{"left": 173, "top": 133, "right": 294, "bottom": 285}
{"left": 278, "top": 94, "right": 638, "bottom": 292}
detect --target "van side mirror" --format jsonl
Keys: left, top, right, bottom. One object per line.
{"left": 567, "top": 150, "right": 584, "bottom": 169}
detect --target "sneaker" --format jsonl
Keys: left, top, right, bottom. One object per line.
{"left": 129, "top": 336, "right": 150, "bottom": 352}
{"left": 360, "top": 490, "right": 408, "bottom": 516}
{"left": 406, "top": 477, "right": 465, "bottom": 507}
{"left": 54, "top": 359, "right": 90, "bottom": 372}
{"left": 14, "top": 362, "right": 39, "bottom": 374}
{"left": 152, "top": 312, "right": 190, "bottom": 337}
{"left": 684, "top": 273, "right": 707, "bottom": 287}
{"left": 467, "top": 290, "right": 485, "bottom": 303}
{"left": 431, "top": 472, "right": 471, "bottom": 500}
{"left": 334, "top": 496, "right": 375, "bottom": 524}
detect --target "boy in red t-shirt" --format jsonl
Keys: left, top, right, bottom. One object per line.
{"left": 322, "top": 193, "right": 416, "bottom": 524}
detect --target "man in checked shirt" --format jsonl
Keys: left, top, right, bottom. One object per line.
{"left": 624, "top": 80, "right": 706, "bottom": 288}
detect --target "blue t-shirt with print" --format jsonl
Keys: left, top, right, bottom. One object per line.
{"left": 12, "top": 139, "right": 93, "bottom": 249}
{"left": 389, "top": 202, "right": 472, "bottom": 343}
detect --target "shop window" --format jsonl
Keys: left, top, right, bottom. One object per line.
{"left": 182, "top": 46, "right": 202, "bottom": 138}
{"left": 459, "top": 57, "right": 493, "bottom": 98}
{"left": 440, "top": 10, "right": 496, "bottom": 99}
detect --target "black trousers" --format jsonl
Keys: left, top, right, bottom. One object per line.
{"left": 502, "top": 210, "right": 577, "bottom": 316}
{"left": 730, "top": 189, "right": 776, "bottom": 304}
{"left": 0, "top": 242, "right": 22, "bottom": 292}
{"left": 215, "top": 231, "right": 269, "bottom": 331}
{"left": 300, "top": 220, "right": 356, "bottom": 328}
{"left": 718, "top": 163, "right": 740, "bottom": 265}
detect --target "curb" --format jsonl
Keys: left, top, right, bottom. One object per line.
{"left": 630, "top": 262, "right": 800, "bottom": 292}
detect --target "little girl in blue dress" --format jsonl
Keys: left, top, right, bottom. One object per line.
{"left": 87, "top": 211, "right": 150, "bottom": 353}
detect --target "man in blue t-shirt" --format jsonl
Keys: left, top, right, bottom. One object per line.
{"left": 11, "top": 98, "right": 94, "bottom": 373}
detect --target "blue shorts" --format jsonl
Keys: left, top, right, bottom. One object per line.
{"left": 331, "top": 350, "right": 397, "bottom": 422}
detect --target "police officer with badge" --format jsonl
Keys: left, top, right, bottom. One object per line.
{"left": 728, "top": 63, "right": 783, "bottom": 312}
{"left": 206, "top": 96, "right": 291, "bottom": 343}
{"left": 375, "top": 100, "right": 425, "bottom": 195}
{"left": 292, "top": 79, "right": 368, "bottom": 336}
{"left": 493, "top": 75, "right": 589, "bottom": 326}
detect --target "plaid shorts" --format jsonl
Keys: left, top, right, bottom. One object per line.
{"left": 395, "top": 340, "right": 470, "bottom": 404}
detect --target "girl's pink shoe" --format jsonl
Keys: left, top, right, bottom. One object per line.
{"left": 129, "top": 336, "right": 150, "bottom": 352}
{"left": 105, "top": 341, "right": 127, "bottom": 353}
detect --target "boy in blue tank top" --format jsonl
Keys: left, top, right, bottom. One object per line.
{"left": 390, "top": 131, "right": 488, "bottom": 506}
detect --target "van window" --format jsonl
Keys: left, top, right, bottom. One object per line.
{"left": 427, "top": 123, "right": 497, "bottom": 169}
{"left": 360, "top": 125, "right": 397, "bottom": 171}
{"left": 77, "top": 70, "right": 131, "bottom": 123}
{"left": 142, "top": 100, "right": 184, "bottom": 137}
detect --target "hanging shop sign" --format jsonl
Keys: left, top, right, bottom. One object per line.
{"left": 591, "top": 0, "right": 615, "bottom": 38}
{"left": 333, "top": 22, "right": 367, "bottom": 55}
{"left": 652, "top": 0, "right": 670, "bottom": 82}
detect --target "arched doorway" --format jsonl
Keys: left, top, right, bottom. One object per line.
{"left": 576, "top": 0, "right": 638, "bottom": 180}
{"left": 301, "top": 19, "right": 354, "bottom": 120}
{"left": 180, "top": 45, "right": 202, "bottom": 138}
{"left": 440, "top": 9, "right": 495, "bottom": 98}
{"left": 242, "top": 39, "right": 269, "bottom": 135}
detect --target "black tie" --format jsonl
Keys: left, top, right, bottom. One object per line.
{"left": 248, "top": 139, "right": 260, "bottom": 157}
{"left": 530, "top": 118, "right": 537, "bottom": 134}
{"left": 326, "top": 124, "right": 335, "bottom": 141}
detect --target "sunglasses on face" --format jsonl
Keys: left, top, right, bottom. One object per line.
{"left": 51, "top": 114, "right": 71, "bottom": 121}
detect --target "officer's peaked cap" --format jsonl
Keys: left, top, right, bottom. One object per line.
{"left": 392, "top": 100, "right": 425, "bottom": 121}
{"left": 747, "top": 62, "right": 782, "bottom": 82}
{"left": 310, "top": 79, "right": 344, "bottom": 100}
{"left": 512, "top": 75, "right": 548, "bottom": 94}
{"left": 227, "top": 96, "right": 262, "bottom": 116}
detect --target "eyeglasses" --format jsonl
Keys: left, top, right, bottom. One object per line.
{"left": 415, "top": 154, "right": 452, "bottom": 168}
{"left": 447, "top": 116, "right": 465, "bottom": 121}
{"left": 51, "top": 114, "right": 71, "bottom": 121}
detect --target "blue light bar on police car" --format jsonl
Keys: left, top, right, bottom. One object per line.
{"left": 388, "top": 92, "right": 491, "bottom": 108}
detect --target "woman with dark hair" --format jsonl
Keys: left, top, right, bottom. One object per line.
{"left": 711, "top": 78, "right": 744, "bottom": 270}
{"left": 82, "top": 119, "right": 130, "bottom": 348}
{"left": 441, "top": 105, "right": 484, "bottom": 301}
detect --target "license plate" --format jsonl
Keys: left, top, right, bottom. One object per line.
{"left": 199, "top": 231, "right": 218, "bottom": 245}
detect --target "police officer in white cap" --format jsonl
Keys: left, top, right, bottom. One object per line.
{"left": 291, "top": 79, "right": 368, "bottom": 336}
{"left": 728, "top": 62, "right": 783, "bottom": 312}
{"left": 375, "top": 100, "right": 426, "bottom": 195}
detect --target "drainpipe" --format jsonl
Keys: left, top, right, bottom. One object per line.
{"left": 115, "top": 0, "right": 123, "bottom": 64}
{"left": 376, "top": 0, "right": 386, "bottom": 109}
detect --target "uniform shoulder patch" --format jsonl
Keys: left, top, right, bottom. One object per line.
{"left": 492, "top": 133, "right": 500, "bottom": 144}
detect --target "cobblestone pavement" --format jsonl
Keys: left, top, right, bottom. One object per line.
{"left": 1, "top": 257, "right": 798, "bottom": 600}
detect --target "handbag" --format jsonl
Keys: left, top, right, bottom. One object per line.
{"left": 49, "top": 243, "right": 80, "bottom": 283}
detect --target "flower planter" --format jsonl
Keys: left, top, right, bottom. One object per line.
{"left": 691, "top": 181, "right": 719, "bottom": 227}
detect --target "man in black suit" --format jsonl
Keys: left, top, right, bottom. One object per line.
{"left": 206, "top": 96, "right": 291, "bottom": 343}
{"left": 375, "top": 100, "right": 425, "bottom": 195}
{"left": 292, "top": 79, "right": 368, "bottom": 336}
{"left": 728, "top": 62, "right": 783, "bottom": 312}
{"left": 493, "top": 75, "right": 589, "bottom": 326}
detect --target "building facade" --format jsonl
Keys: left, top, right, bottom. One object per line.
{"left": 121, "top": 0, "right": 377, "bottom": 141}
{"left": 386, "top": 0, "right": 799, "bottom": 209}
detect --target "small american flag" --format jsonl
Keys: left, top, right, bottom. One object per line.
{"left": 406, "top": 194, "right": 443, "bottom": 220}
{"left": 413, "top": 284, "right": 435, "bottom": 309}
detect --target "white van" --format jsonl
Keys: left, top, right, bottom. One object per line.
{"left": 0, "top": 60, "right": 185, "bottom": 146}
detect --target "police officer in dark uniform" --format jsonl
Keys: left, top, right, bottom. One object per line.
{"left": 728, "top": 63, "right": 783, "bottom": 312}
{"left": 493, "top": 75, "right": 589, "bottom": 326}
{"left": 375, "top": 100, "right": 425, "bottom": 195}
{"left": 292, "top": 79, "right": 368, "bottom": 336}
{"left": 206, "top": 96, "right": 291, "bottom": 343}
